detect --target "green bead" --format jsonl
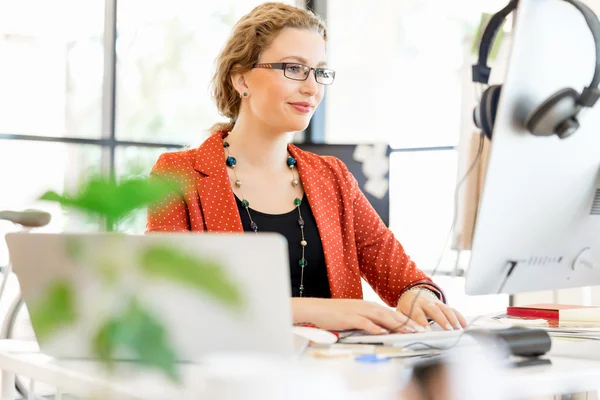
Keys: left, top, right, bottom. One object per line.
{"left": 299, "top": 259, "right": 307, "bottom": 266}
{"left": 242, "top": 199, "right": 249, "bottom": 208}
{"left": 294, "top": 198, "right": 302, "bottom": 206}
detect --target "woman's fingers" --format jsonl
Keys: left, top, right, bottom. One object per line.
{"left": 362, "top": 306, "right": 408, "bottom": 333}
{"left": 405, "top": 306, "right": 429, "bottom": 328}
{"left": 360, "top": 304, "right": 422, "bottom": 333}
{"left": 422, "top": 302, "right": 454, "bottom": 330}
{"left": 437, "top": 303, "right": 461, "bottom": 330}
{"left": 385, "top": 312, "right": 424, "bottom": 334}
{"left": 350, "top": 315, "right": 388, "bottom": 335}
{"left": 391, "top": 313, "right": 426, "bottom": 333}
{"left": 454, "top": 308, "right": 468, "bottom": 328}
{"left": 294, "top": 298, "right": 468, "bottom": 335}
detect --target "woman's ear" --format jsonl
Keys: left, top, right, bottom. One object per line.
{"left": 231, "top": 65, "right": 249, "bottom": 97}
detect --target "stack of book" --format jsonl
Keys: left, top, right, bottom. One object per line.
{"left": 501, "top": 304, "right": 600, "bottom": 340}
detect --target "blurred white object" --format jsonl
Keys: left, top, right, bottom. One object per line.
{"left": 6, "top": 232, "right": 295, "bottom": 361}
{"left": 199, "top": 353, "right": 348, "bottom": 400}
{"left": 445, "top": 338, "right": 509, "bottom": 400}
{"left": 353, "top": 144, "right": 389, "bottom": 200}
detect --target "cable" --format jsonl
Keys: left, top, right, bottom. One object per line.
{"left": 497, "top": 260, "right": 518, "bottom": 295}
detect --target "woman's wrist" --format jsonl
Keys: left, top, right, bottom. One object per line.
{"left": 291, "top": 297, "right": 317, "bottom": 325}
{"left": 398, "top": 286, "right": 439, "bottom": 306}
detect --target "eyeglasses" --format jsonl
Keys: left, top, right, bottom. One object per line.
{"left": 252, "top": 62, "right": 335, "bottom": 85}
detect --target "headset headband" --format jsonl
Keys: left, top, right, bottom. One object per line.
{"left": 472, "top": 0, "right": 600, "bottom": 106}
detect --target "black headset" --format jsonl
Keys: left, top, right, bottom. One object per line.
{"left": 472, "top": 0, "right": 600, "bottom": 140}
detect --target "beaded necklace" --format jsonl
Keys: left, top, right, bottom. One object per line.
{"left": 223, "top": 135, "right": 308, "bottom": 297}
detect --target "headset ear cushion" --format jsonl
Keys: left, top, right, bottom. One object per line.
{"left": 525, "top": 88, "right": 580, "bottom": 137}
{"left": 473, "top": 106, "right": 481, "bottom": 130}
{"left": 475, "top": 85, "right": 502, "bottom": 140}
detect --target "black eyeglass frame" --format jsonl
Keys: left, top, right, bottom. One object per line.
{"left": 252, "top": 62, "right": 335, "bottom": 85}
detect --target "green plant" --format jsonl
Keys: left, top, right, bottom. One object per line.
{"left": 36, "top": 175, "right": 242, "bottom": 381}
{"left": 41, "top": 175, "right": 174, "bottom": 232}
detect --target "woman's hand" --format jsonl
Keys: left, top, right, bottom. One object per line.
{"left": 396, "top": 288, "right": 467, "bottom": 331}
{"left": 292, "top": 298, "right": 426, "bottom": 335}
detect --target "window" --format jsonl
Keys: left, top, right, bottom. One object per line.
{"left": 0, "top": 0, "right": 298, "bottom": 232}
{"left": 0, "top": 0, "right": 299, "bottom": 258}
{"left": 115, "top": 0, "right": 297, "bottom": 145}
{"left": 0, "top": 141, "right": 102, "bottom": 264}
{"left": 0, "top": 0, "right": 105, "bottom": 138}
{"left": 389, "top": 150, "right": 457, "bottom": 272}
{"left": 325, "top": 0, "right": 511, "bottom": 313}
{"left": 325, "top": 0, "right": 509, "bottom": 148}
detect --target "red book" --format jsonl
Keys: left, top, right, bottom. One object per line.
{"left": 507, "top": 304, "right": 600, "bottom": 320}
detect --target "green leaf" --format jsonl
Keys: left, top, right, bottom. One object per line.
{"left": 97, "top": 259, "right": 120, "bottom": 285}
{"left": 471, "top": 13, "right": 506, "bottom": 62}
{"left": 93, "top": 320, "right": 120, "bottom": 370}
{"left": 29, "top": 280, "right": 77, "bottom": 340}
{"left": 39, "top": 191, "right": 62, "bottom": 202}
{"left": 140, "top": 245, "right": 243, "bottom": 308}
{"left": 92, "top": 299, "right": 180, "bottom": 381}
{"left": 39, "top": 175, "right": 182, "bottom": 226}
{"left": 65, "top": 238, "right": 84, "bottom": 260}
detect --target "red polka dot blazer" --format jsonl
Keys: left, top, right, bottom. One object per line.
{"left": 146, "top": 131, "right": 444, "bottom": 307}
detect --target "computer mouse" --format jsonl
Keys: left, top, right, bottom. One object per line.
{"left": 292, "top": 326, "right": 338, "bottom": 345}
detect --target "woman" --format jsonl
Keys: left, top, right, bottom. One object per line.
{"left": 147, "top": 2, "right": 466, "bottom": 334}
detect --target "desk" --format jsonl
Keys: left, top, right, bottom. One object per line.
{"left": 505, "top": 356, "right": 600, "bottom": 399}
{"left": 0, "top": 341, "right": 397, "bottom": 400}
{"left": 0, "top": 339, "right": 599, "bottom": 399}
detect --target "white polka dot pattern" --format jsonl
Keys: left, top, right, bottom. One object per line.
{"left": 146, "top": 131, "right": 444, "bottom": 307}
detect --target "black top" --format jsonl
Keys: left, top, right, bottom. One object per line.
{"left": 235, "top": 194, "right": 331, "bottom": 298}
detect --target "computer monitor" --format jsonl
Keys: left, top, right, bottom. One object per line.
{"left": 465, "top": 0, "right": 600, "bottom": 295}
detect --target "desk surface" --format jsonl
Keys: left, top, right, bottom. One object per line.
{"left": 0, "top": 339, "right": 599, "bottom": 400}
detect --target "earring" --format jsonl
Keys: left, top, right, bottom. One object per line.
{"left": 243, "top": 92, "right": 248, "bottom": 97}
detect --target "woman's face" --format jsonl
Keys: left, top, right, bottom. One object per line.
{"left": 242, "top": 27, "right": 329, "bottom": 133}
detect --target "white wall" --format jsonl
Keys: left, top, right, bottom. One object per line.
{"left": 584, "top": 0, "right": 600, "bottom": 14}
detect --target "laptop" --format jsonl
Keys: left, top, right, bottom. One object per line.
{"left": 5, "top": 232, "right": 295, "bottom": 361}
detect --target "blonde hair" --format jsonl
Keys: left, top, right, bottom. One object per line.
{"left": 209, "top": 2, "right": 327, "bottom": 133}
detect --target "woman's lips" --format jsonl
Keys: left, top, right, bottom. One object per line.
{"left": 289, "top": 102, "right": 312, "bottom": 113}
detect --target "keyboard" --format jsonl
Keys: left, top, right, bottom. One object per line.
{"left": 338, "top": 327, "right": 473, "bottom": 350}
